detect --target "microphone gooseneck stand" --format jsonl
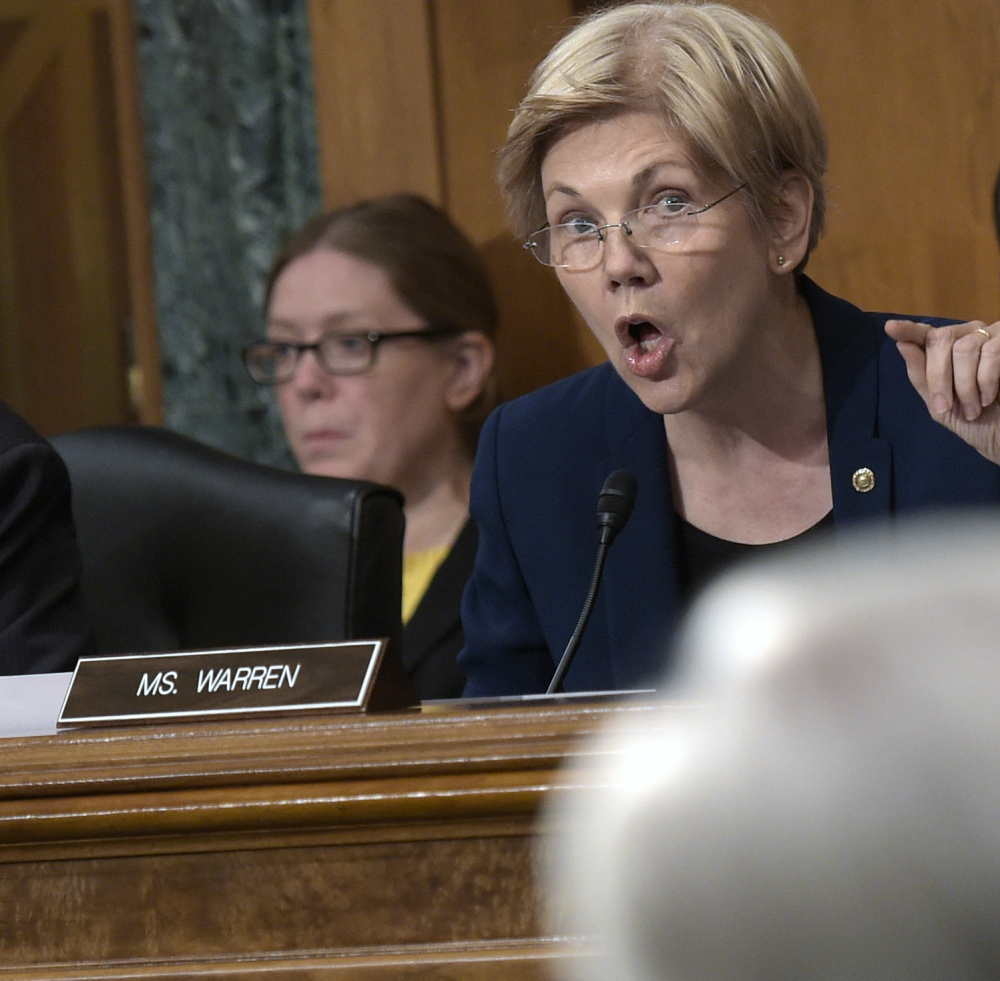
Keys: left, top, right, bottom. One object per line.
{"left": 547, "top": 469, "right": 637, "bottom": 695}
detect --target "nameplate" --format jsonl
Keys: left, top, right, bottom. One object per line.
{"left": 57, "top": 640, "right": 417, "bottom": 728}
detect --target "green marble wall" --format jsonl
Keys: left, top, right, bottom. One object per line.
{"left": 134, "top": 0, "right": 321, "bottom": 466}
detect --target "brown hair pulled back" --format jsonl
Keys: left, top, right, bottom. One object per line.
{"left": 267, "top": 194, "right": 499, "bottom": 457}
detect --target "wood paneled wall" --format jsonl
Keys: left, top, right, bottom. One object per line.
{"left": 750, "top": 0, "right": 1000, "bottom": 322}
{"left": 0, "top": 0, "right": 161, "bottom": 434}
{"left": 4, "top": 1, "right": 998, "bottom": 429}
{"left": 309, "top": 0, "right": 1000, "bottom": 401}
{"left": 308, "top": 0, "right": 602, "bottom": 402}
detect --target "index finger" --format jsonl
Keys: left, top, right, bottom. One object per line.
{"left": 885, "top": 319, "right": 933, "bottom": 345}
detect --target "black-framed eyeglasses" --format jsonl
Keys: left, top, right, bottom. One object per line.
{"left": 524, "top": 184, "right": 747, "bottom": 272}
{"left": 243, "top": 326, "right": 457, "bottom": 385}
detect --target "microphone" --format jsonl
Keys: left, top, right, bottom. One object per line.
{"left": 547, "top": 470, "right": 637, "bottom": 694}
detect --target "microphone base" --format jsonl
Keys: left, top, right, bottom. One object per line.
{"left": 422, "top": 688, "right": 657, "bottom": 710}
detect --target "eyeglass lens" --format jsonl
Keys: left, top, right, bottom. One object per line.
{"left": 545, "top": 206, "right": 695, "bottom": 268}
{"left": 528, "top": 185, "right": 744, "bottom": 270}
{"left": 244, "top": 327, "right": 452, "bottom": 384}
{"left": 246, "top": 335, "right": 375, "bottom": 383}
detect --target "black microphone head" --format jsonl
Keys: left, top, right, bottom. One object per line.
{"left": 597, "top": 469, "right": 637, "bottom": 544}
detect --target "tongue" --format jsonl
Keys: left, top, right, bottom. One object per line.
{"left": 624, "top": 323, "right": 673, "bottom": 378}
{"left": 633, "top": 322, "right": 660, "bottom": 345}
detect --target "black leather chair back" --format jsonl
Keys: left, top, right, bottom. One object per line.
{"left": 51, "top": 426, "right": 404, "bottom": 656}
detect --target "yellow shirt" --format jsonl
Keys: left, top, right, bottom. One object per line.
{"left": 402, "top": 546, "right": 450, "bottom": 624}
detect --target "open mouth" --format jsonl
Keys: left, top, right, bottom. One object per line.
{"left": 616, "top": 315, "right": 663, "bottom": 347}
{"left": 629, "top": 321, "right": 662, "bottom": 352}
{"left": 615, "top": 316, "right": 674, "bottom": 378}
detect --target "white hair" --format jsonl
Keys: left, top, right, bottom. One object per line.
{"left": 546, "top": 514, "right": 1000, "bottom": 981}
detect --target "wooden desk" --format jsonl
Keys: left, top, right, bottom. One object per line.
{"left": 0, "top": 699, "right": 659, "bottom": 979}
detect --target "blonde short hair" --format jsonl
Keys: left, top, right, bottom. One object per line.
{"left": 497, "top": 1, "right": 828, "bottom": 260}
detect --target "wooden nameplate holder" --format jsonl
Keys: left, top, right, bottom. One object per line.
{"left": 57, "top": 639, "right": 418, "bottom": 728}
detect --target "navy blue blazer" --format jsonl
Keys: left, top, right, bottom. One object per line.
{"left": 0, "top": 402, "right": 95, "bottom": 674}
{"left": 458, "top": 278, "right": 1000, "bottom": 696}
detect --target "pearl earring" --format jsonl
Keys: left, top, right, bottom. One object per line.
{"left": 776, "top": 255, "right": 786, "bottom": 266}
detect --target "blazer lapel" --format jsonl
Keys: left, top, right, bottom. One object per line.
{"left": 805, "top": 278, "right": 893, "bottom": 523}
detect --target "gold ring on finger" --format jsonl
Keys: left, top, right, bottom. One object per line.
{"left": 974, "top": 327, "right": 992, "bottom": 339}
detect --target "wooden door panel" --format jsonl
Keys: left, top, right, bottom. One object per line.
{"left": 308, "top": 0, "right": 442, "bottom": 208}
{"left": 1, "top": 48, "right": 90, "bottom": 431}
{"left": 432, "top": 0, "right": 601, "bottom": 397}
{"left": 0, "top": 0, "right": 160, "bottom": 434}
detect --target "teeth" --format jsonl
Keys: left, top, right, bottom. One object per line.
{"left": 639, "top": 337, "right": 659, "bottom": 352}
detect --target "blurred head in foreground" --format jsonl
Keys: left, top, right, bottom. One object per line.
{"left": 547, "top": 515, "right": 1000, "bottom": 981}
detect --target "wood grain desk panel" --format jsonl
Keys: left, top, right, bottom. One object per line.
{"left": 0, "top": 700, "right": 658, "bottom": 979}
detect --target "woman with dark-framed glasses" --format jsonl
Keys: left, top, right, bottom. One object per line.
{"left": 457, "top": 0, "right": 1000, "bottom": 698}
{"left": 245, "top": 194, "right": 497, "bottom": 699}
